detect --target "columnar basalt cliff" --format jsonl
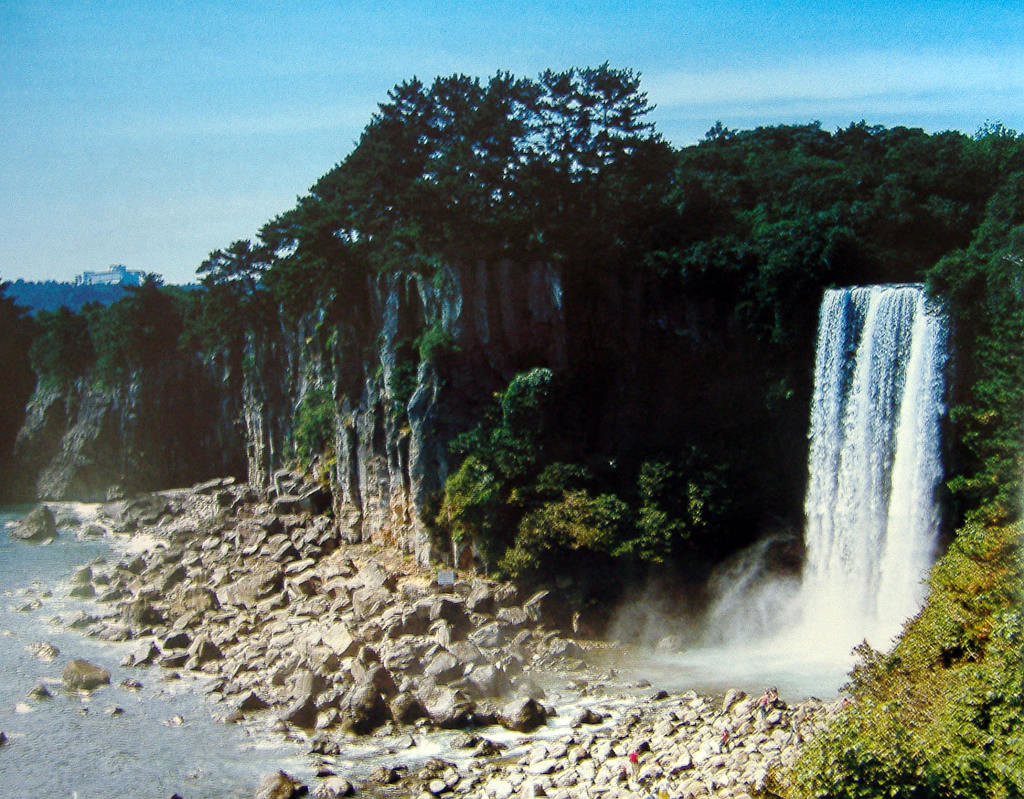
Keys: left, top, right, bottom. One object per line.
{"left": 4, "top": 252, "right": 816, "bottom": 569}
{"left": 242, "top": 261, "right": 568, "bottom": 563}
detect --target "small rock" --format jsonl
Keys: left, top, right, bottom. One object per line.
{"left": 27, "top": 683, "right": 52, "bottom": 699}
{"left": 369, "top": 765, "right": 405, "bottom": 784}
{"left": 314, "top": 777, "right": 355, "bottom": 798}
{"left": 69, "top": 583, "right": 97, "bottom": 599}
{"left": 722, "top": 688, "right": 746, "bottom": 712}
{"left": 236, "top": 690, "right": 271, "bottom": 712}
{"left": 62, "top": 658, "right": 111, "bottom": 691}
{"left": 254, "top": 770, "right": 308, "bottom": 799}
{"left": 27, "top": 641, "right": 60, "bottom": 662}
{"left": 570, "top": 707, "right": 607, "bottom": 726}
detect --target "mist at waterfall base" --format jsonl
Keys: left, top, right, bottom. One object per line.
{"left": 607, "top": 284, "right": 947, "bottom": 701}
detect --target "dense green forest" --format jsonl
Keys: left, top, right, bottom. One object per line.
{"left": 4, "top": 278, "right": 164, "bottom": 314}
{"left": 188, "top": 68, "right": 1024, "bottom": 581}
{"left": 4, "top": 66, "right": 1024, "bottom": 795}
{"left": 8, "top": 68, "right": 1024, "bottom": 569}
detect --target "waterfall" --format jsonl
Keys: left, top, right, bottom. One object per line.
{"left": 800, "top": 284, "right": 946, "bottom": 651}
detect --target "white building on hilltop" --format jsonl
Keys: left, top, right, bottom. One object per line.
{"left": 74, "top": 264, "right": 146, "bottom": 287}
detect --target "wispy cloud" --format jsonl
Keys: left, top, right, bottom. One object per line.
{"left": 645, "top": 49, "right": 1024, "bottom": 114}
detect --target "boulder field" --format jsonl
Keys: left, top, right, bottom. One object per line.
{"left": 43, "top": 476, "right": 841, "bottom": 798}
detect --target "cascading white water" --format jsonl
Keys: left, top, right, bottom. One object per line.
{"left": 622, "top": 283, "right": 946, "bottom": 697}
{"left": 800, "top": 284, "right": 946, "bottom": 652}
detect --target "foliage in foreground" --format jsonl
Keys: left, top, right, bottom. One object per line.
{"left": 783, "top": 521, "right": 1024, "bottom": 798}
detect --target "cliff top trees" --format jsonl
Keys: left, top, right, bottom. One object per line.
{"left": 26, "top": 276, "right": 191, "bottom": 386}
{"left": 189, "top": 239, "right": 274, "bottom": 351}
{"left": 252, "top": 64, "right": 666, "bottom": 318}
{"left": 0, "top": 281, "right": 36, "bottom": 466}
{"left": 166, "top": 67, "right": 1024, "bottom": 582}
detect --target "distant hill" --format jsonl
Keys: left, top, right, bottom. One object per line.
{"left": 4, "top": 279, "right": 197, "bottom": 314}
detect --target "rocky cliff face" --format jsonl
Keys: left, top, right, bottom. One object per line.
{"left": 242, "top": 261, "right": 567, "bottom": 564}
{"left": 7, "top": 256, "right": 811, "bottom": 567}
{"left": 8, "top": 355, "right": 246, "bottom": 501}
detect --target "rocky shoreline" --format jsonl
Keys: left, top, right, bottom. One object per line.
{"left": 11, "top": 477, "right": 844, "bottom": 798}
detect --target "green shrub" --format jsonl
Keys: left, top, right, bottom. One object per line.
{"left": 387, "top": 358, "right": 418, "bottom": 413}
{"left": 416, "top": 323, "right": 459, "bottom": 365}
{"left": 782, "top": 522, "right": 1024, "bottom": 799}
{"left": 292, "top": 388, "right": 335, "bottom": 467}
{"left": 499, "top": 489, "right": 629, "bottom": 578}
{"left": 437, "top": 367, "right": 736, "bottom": 579}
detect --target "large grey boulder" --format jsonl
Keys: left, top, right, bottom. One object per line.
{"left": 389, "top": 691, "right": 427, "bottom": 724}
{"left": 466, "top": 583, "right": 498, "bottom": 614}
{"left": 351, "top": 586, "right": 391, "bottom": 619}
{"left": 337, "top": 682, "right": 390, "bottom": 734}
{"left": 281, "top": 670, "right": 325, "bottom": 730}
{"left": 122, "top": 596, "right": 167, "bottom": 629}
{"left": 124, "top": 639, "right": 160, "bottom": 667}
{"left": 320, "top": 622, "right": 359, "bottom": 657}
{"left": 62, "top": 658, "right": 111, "bottom": 691}
{"left": 425, "top": 688, "right": 477, "bottom": 729}
{"left": 216, "top": 564, "right": 283, "bottom": 608}
{"left": 355, "top": 559, "right": 398, "bottom": 591}
{"left": 350, "top": 660, "right": 397, "bottom": 698}
{"left": 235, "top": 690, "right": 270, "bottom": 713}
{"left": 69, "top": 582, "right": 96, "bottom": 599}
{"left": 253, "top": 770, "right": 307, "bottom": 799}
{"left": 470, "top": 621, "right": 508, "bottom": 649}
{"left": 424, "top": 650, "right": 463, "bottom": 684}
{"left": 186, "top": 634, "right": 223, "bottom": 665}
{"left": 11, "top": 506, "right": 57, "bottom": 542}
{"left": 498, "top": 696, "right": 548, "bottom": 732}
{"left": 171, "top": 586, "right": 220, "bottom": 617}
{"left": 462, "top": 663, "right": 513, "bottom": 699}
{"left": 272, "top": 484, "right": 331, "bottom": 516}
{"left": 281, "top": 693, "right": 318, "bottom": 730}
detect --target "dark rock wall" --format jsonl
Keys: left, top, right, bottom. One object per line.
{"left": 242, "top": 262, "right": 567, "bottom": 564}
{"left": 6, "top": 257, "right": 813, "bottom": 567}
{"left": 7, "top": 355, "right": 246, "bottom": 502}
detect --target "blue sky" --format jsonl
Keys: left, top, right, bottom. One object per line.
{"left": 2, "top": 1, "right": 1022, "bottom": 285}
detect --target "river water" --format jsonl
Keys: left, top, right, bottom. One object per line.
{"left": 0, "top": 506, "right": 310, "bottom": 799}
